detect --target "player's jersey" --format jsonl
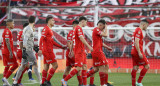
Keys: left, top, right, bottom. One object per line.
{"left": 92, "top": 27, "right": 103, "bottom": 52}
{"left": 73, "top": 25, "right": 85, "bottom": 53}
{"left": 17, "top": 31, "right": 23, "bottom": 50}
{"left": 2, "top": 28, "right": 14, "bottom": 54}
{"left": 40, "top": 26, "right": 54, "bottom": 52}
{"left": 131, "top": 27, "right": 144, "bottom": 54}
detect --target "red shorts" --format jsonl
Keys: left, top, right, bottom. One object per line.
{"left": 42, "top": 51, "right": 56, "bottom": 64}
{"left": 2, "top": 53, "right": 18, "bottom": 66}
{"left": 17, "top": 49, "right": 22, "bottom": 64}
{"left": 66, "top": 50, "right": 75, "bottom": 67}
{"left": 92, "top": 51, "right": 108, "bottom": 67}
{"left": 74, "top": 52, "right": 86, "bottom": 67}
{"left": 132, "top": 53, "right": 149, "bottom": 66}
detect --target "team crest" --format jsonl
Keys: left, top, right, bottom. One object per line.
{"left": 97, "top": 29, "right": 99, "bottom": 31}
{"left": 43, "top": 29, "right": 45, "bottom": 31}
{"left": 6, "top": 32, "right": 9, "bottom": 34}
{"left": 70, "top": 34, "right": 72, "bottom": 36}
{"left": 78, "top": 29, "right": 80, "bottom": 31}
{"left": 138, "top": 31, "right": 140, "bottom": 34}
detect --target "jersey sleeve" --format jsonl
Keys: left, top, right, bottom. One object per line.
{"left": 76, "top": 27, "right": 83, "bottom": 37}
{"left": 41, "top": 28, "right": 48, "bottom": 37}
{"left": 135, "top": 29, "right": 142, "bottom": 39}
{"left": 67, "top": 31, "right": 73, "bottom": 41}
{"left": 95, "top": 28, "right": 102, "bottom": 36}
{"left": 18, "top": 31, "right": 23, "bottom": 42}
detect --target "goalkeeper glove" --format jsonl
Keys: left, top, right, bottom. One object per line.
{"left": 34, "top": 46, "right": 39, "bottom": 53}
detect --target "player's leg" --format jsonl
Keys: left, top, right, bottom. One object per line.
{"left": 62, "top": 66, "right": 82, "bottom": 86}
{"left": 103, "top": 64, "right": 113, "bottom": 86}
{"left": 131, "top": 65, "right": 139, "bottom": 86}
{"left": 76, "top": 70, "right": 83, "bottom": 86}
{"left": 63, "top": 66, "right": 72, "bottom": 79}
{"left": 41, "top": 63, "right": 49, "bottom": 86}
{"left": 27, "top": 51, "right": 41, "bottom": 83}
{"left": 89, "top": 74, "right": 95, "bottom": 86}
{"left": 28, "top": 65, "right": 34, "bottom": 80}
{"left": 87, "top": 67, "right": 99, "bottom": 78}
{"left": 99, "top": 65, "right": 106, "bottom": 86}
{"left": 137, "top": 64, "right": 150, "bottom": 86}
{"left": 82, "top": 64, "right": 87, "bottom": 86}
{"left": 45, "top": 62, "right": 58, "bottom": 86}
{"left": 17, "top": 65, "right": 29, "bottom": 85}
{"left": 2, "top": 55, "right": 10, "bottom": 86}
{"left": 13, "top": 63, "right": 27, "bottom": 85}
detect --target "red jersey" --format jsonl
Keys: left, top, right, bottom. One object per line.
{"left": 39, "top": 26, "right": 62, "bottom": 52}
{"left": 131, "top": 27, "right": 144, "bottom": 54}
{"left": 17, "top": 31, "right": 23, "bottom": 50}
{"left": 73, "top": 25, "right": 85, "bottom": 53}
{"left": 2, "top": 28, "right": 14, "bottom": 54}
{"left": 92, "top": 27, "right": 103, "bottom": 52}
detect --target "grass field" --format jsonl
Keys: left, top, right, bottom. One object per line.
{"left": 0, "top": 73, "right": 160, "bottom": 86}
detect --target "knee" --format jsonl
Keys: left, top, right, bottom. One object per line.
{"left": 145, "top": 64, "right": 150, "bottom": 69}
{"left": 82, "top": 65, "right": 87, "bottom": 70}
{"left": 53, "top": 64, "right": 58, "bottom": 69}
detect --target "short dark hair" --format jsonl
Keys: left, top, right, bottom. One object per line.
{"left": 97, "top": 19, "right": 106, "bottom": 25}
{"left": 23, "top": 23, "right": 29, "bottom": 28}
{"left": 72, "top": 20, "right": 79, "bottom": 25}
{"left": 79, "top": 16, "right": 87, "bottom": 22}
{"left": 46, "top": 15, "right": 53, "bottom": 23}
{"left": 29, "top": 16, "right": 36, "bottom": 23}
{"left": 6, "top": 19, "right": 13, "bottom": 23}
{"left": 141, "top": 19, "right": 149, "bottom": 23}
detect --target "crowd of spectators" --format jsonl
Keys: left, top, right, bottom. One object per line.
{"left": 0, "top": 0, "right": 78, "bottom": 6}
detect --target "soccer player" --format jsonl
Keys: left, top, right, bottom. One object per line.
{"left": 86, "top": 19, "right": 113, "bottom": 86}
{"left": 38, "top": 16, "right": 67, "bottom": 86}
{"left": 12, "top": 16, "right": 41, "bottom": 86}
{"left": 62, "top": 20, "right": 83, "bottom": 85}
{"left": 61, "top": 16, "right": 93, "bottom": 86}
{"left": 131, "top": 19, "right": 150, "bottom": 86}
{"left": 12, "top": 23, "right": 35, "bottom": 86}
{"left": 2, "top": 19, "right": 18, "bottom": 86}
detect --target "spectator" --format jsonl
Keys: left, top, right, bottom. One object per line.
{"left": 10, "top": 0, "right": 22, "bottom": 6}
{"left": 0, "top": 0, "right": 7, "bottom": 18}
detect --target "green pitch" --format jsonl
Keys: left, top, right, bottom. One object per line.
{"left": 0, "top": 73, "right": 160, "bottom": 86}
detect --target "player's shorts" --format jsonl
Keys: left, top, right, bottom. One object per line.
{"left": 91, "top": 51, "right": 108, "bottom": 67}
{"left": 17, "top": 49, "right": 22, "bottom": 64}
{"left": 2, "top": 53, "right": 18, "bottom": 66}
{"left": 74, "top": 52, "right": 86, "bottom": 67}
{"left": 131, "top": 53, "right": 149, "bottom": 66}
{"left": 21, "top": 51, "right": 37, "bottom": 65}
{"left": 66, "top": 50, "right": 75, "bottom": 67}
{"left": 42, "top": 51, "right": 56, "bottom": 64}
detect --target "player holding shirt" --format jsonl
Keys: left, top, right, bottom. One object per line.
{"left": 61, "top": 16, "right": 93, "bottom": 86}
{"left": 86, "top": 20, "right": 113, "bottom": 86}
{"left": 2, "top": 19, "right": 18, "bottom": 86}
{"left": 62, "top": 20, "right": 83, "bottom": 85}
{"left": 131, "top": 19, "right": 150, "bottom": 86}
{"left": 39, "top": 16, "right": 66, "bottom": 86}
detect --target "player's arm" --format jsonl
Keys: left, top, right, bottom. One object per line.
{"left": 67, "top": 40, "right": 72, "bottom": 51}
{"left": 53, "top": 36, "right": 66, "bottom": 49}
{"left": 134, "top": 38, "right": 143, "bottom": 59}
{"left": 19, "top": 42, "right": 23, "bottom": 50}
{"left": 103, "top": 43, "right": 112, "bottom": 51}
{"left": 5, "top": 38, "right": 13, "bottom": 58}
{"left": 79, "top": 36, "right": 93, "bottom": 51}
{"left": 100, "top": 24, "right": 108, "bottom": 37}
{"left": 23, "top": 29, "right": 31, "bottom": 48}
